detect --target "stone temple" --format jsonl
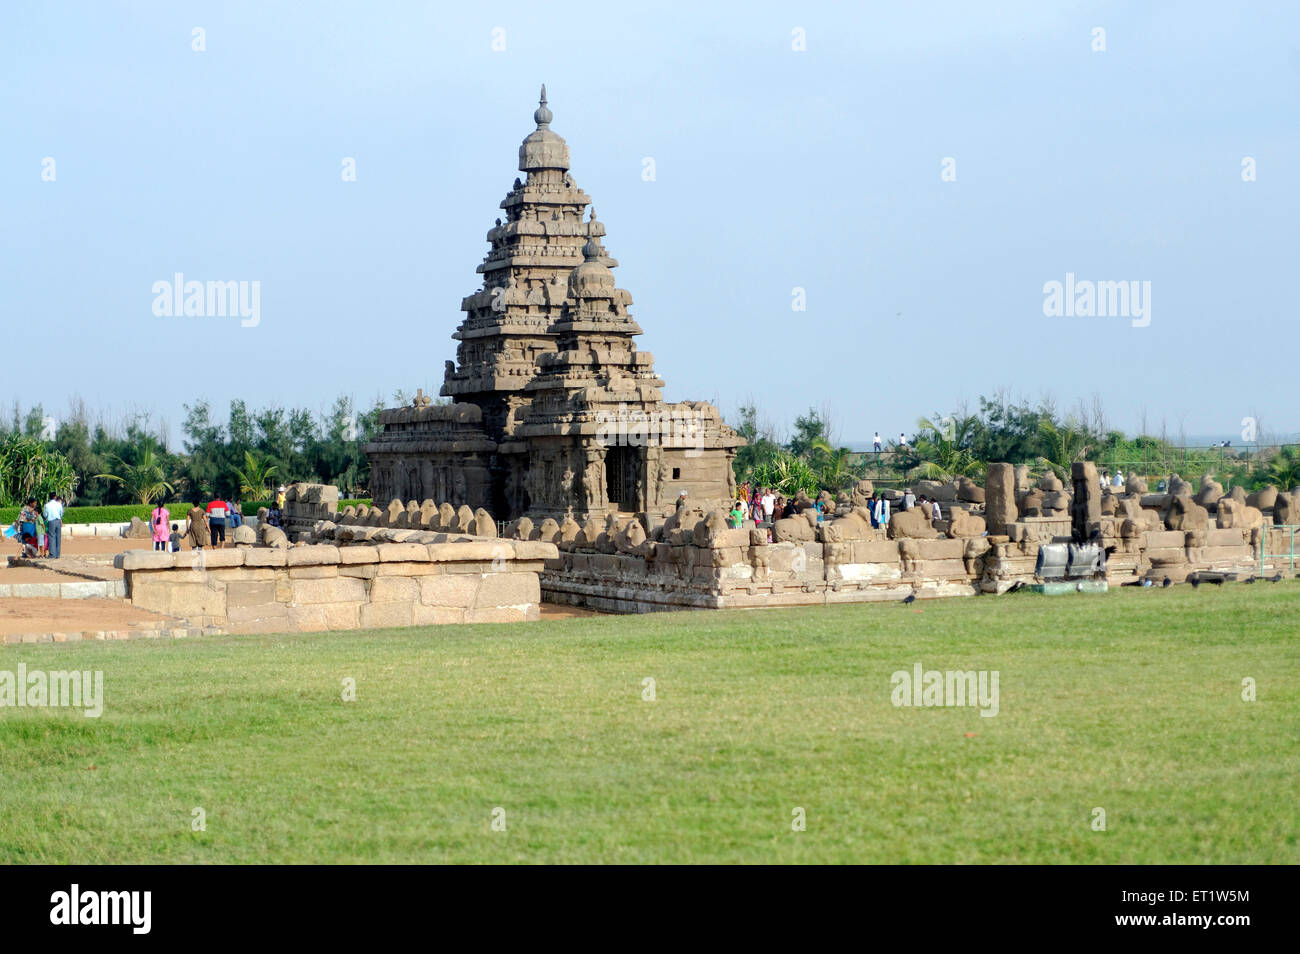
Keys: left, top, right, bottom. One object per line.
{"left": 365, "top": 87, "right": 742, "bottom": 522}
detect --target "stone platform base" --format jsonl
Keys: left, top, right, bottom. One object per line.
{"left": 117, "top": 540, "right": 556, "bottom": 633}
{"left": 4, "top": 623, "right": 224, "bottom": 644}
{"left": 0, "top": 580, "right": 125, "bottom": 599}
{"left": 542, "top": 572, "right": 978, "bottom": 614}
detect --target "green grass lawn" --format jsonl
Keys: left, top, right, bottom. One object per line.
{"left": 1, "top": 584, "right": 1296, "bottom": 864}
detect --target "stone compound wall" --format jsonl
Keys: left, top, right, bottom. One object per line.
{"left": 543, "top": 534, "right": 982, "bottom": 613}
{"left": 116, "top": 540, "right": 556, "bottom": 634}
{"left": 528, "top": 506, "right": 989, "bottom": 613}
{"left": 980, "top": 522, "right": 1259, "bottom": 593}
{"left": 528, "top": 494, "right": 1269, "bottom": 613}
{"left": 336, "top": 471, "right": 1284, "bottom": 615}
{"left": 125, "top": 477, "right": 1283, "bottom": 626}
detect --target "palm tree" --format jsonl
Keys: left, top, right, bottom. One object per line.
{"left": 233, "top": 450, "right": 278, "bottom": 501}
{"left": 1035, "top": 418, "right": 1090, "bottom": 481}
{"left": 95, "top": 449, "right": 173, "bottom": 506}
{"left": 913, "top": 416, "right": 982, "bottom": 481}
{"left": 808, "top": 438, "right": 860, "bottom": 492}
{"left": 1265, "top": 446, "right": 1300, "bottom": 491}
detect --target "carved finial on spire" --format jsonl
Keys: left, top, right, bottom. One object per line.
{"left": 534, "top": 84, "right": 552, "bottom": 127}
{"left": 589, "top": 207, "right": 597, "bottom": 222}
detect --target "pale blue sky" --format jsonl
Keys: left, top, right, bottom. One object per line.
{"left": 3, "top": 1, "right": 1297, "bottom": 446}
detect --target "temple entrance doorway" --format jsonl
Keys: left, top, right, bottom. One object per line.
{"left": 604, "top": 446, "right": 639, "bottom": 512}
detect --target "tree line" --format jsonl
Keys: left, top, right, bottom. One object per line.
{"left": 0, "top": 394, "right": 406, "bottom": 508}
{"left": 733, "top": 394, "right": 1297, "bottom": 496}
{"left": 4, "top": 391, "right": 1295, "bottom": 511}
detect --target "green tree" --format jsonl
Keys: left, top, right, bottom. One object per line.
{"left": 805, "top": 436, "right": 862, "bottom": 492}
{"left": 1265, "top": 446, "right": 1300, "bottom": 491}
{"left": 731, "top": 403, "right": 783, "bottom": 480}
{"left": 232, "top": 450, "right": 278, "bottom": 502}
{"left": 228, "top": 399, "right": 255, "bottom": 453}
{"left": 95, "top": 448, "right": 174, "bottom": 507}
{"left": 312, "top": 395, "right": 375, "bottom": 494}
{"left": 912, "top": 415, "right": 982, "bottom": 481}
{"left": 22, "top": 403, "right": 47, "bottom": 438}
{"left": 180, "top": 400, "right": 226, "bottom": 498}
{"left": 52, "top": 409, "right": 105, "bottom": 505}
{"left": 0, "top": 434, "right": 79, "bottom": 506}
{"left": 969, "top": 395, "right": 1045, "bottom": 463}
{"left": 749, "top": 450, "right": 818, "bottom": 496}
{"left": 788, "top": 408, "right": 830, "bottom": 459}
{"left": 1035, "top": 417, "right": 1091, "bottom": 481}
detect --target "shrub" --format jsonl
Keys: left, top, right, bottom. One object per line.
{"left": 1, "top": 498, "right": 374, "bottom": 527}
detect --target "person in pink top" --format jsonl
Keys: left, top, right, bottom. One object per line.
{"left": 150, "top": 502, "right": 171, "bottom": 552}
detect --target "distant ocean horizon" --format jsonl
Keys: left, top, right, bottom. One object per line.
{"left": 841, "top": 434, "right": 1300, "bottom": 454}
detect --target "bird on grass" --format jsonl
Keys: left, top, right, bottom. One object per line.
{"left": 1008, "top": 581, "right": 1025, "bottom": 592}
{"left": 1244, "top": 576, "right": 1257, "bottom": 584}
{"left": 1190, "top": 576, "right": 1201, "bottom": 589}
{"left": 1162, "top": 577, "right": 1172, "bottom": 588}
{"left": 902, "top": 593, "right": 916, "bottom": 605}
{"left": 1209, "top": 577, "right": 1225, "bottom": 586}
{"left": 1268, "top": 573, "right": 1283, "bottom": 583}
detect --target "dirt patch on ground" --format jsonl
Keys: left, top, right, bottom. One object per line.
{"left": 0, "top": 598, "right": 173, "bottom": 637}
{"left": 7, "top": 536, "right": 181, "bottom": 558}
{"left": 2, "top": 537, "right": 185, "bottom": 580}
{"left": 0, "top": 566, "right": 82, "bottom": 584}
{"left": 539, "top": 603, "right": 609, "bottom": 619}
{"left": 6, "top": 535, "right": 227, "bottom": 559}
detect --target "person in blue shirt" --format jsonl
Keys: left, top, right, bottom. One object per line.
{"left": 42, "top": 494, "right": 64, "bottom": 558}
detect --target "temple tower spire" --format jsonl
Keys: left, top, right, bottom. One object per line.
{"left": 441, "top": 86, "right": 596, "bottom": 439}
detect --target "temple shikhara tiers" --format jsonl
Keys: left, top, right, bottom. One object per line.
{"left": 365, "top": 87, "right": 742, "bottom": 522}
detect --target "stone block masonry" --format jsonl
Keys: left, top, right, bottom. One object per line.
{"left": 536, "top": 494, "right": 1265, "bottom": 613}
{"left": 116, "top": 540, "right": 556, "bottom": 634}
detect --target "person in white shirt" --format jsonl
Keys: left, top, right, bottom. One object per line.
{"left": 873, "top": 495, "right": 890, "bottom": 528}
{"left": 873, "top": 433, "right": 882, "bottom": 453}
{"left": 760, "top": 490, "right": 775, "bottom": 523}
{"left": 902, "top": 489, "right": 916, "bottom": 510}
{"left": 898, "top": 433, "right": 908, "bottom": 449}
{"left": 1112, "top": 470, "right": 1124, "bottom": 488}
{"left": 932, "top": 499, "right": 942, "bottom": 521}
{"left": 738, "top": 496, "right": 750, "bottom": 521}
{"left": 42, "top": 495, "right": 64, "bottom": 558}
